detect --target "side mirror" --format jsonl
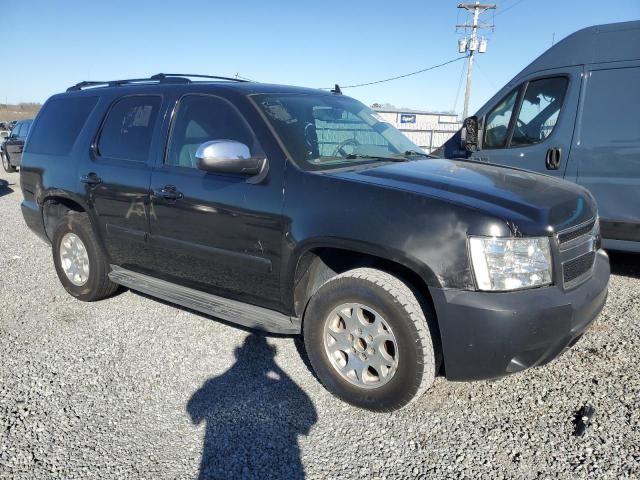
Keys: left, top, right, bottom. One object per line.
{"left": 462, "top": 116, "right": 479, "bottom": 152}
{"left": 195, "top": 140, "right": 267, "bottom": 176}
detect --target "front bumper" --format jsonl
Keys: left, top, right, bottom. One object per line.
{"left": 429, "top": 250, "right": 609, "bottom": 381}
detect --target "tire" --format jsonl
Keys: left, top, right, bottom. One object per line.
{"left": 303, "top": 268, "right": 436, "bottom": 411}
{"left": 1, "top": 152, "right": 16, "bottom": 173}
{"left": 51, "top": 212, "right": 118, "bottom": 301}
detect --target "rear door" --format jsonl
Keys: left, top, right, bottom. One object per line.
{"left": 78, "top": 94, "right": 164, "bottom": 270}
{"left": 471, "top": 66, "right": 583, "bottom": 178}
{"left": 571, "top": 63, "right": 640, "bottom": 246}
{"left": 148, "top": 93, "right": 285, "bottom": 310}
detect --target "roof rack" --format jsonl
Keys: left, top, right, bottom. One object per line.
{"left": 66, "top": 73, "right": 250, "bottom": 92}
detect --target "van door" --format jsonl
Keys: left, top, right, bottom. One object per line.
{"left": 471, "top": 66, "right": 583, "bottom": 178}
{"left": 571, "top": 63, "right": 640, "bottom": 248}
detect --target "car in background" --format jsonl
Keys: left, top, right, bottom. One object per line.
{"left": 1, "top": 119, "right": 33, "bottom": 172}
{"left": 440, "top": 21, "right": 640, "bottom": 252}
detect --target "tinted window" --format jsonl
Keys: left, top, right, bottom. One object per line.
{"left": 484, "top": 89, "right": 518, "bottom": 149}
{"left": 166, "top": 95, "right": 257, "bottom": 168}
{"left": 12, "top": 122, "right": 23, "bottom": 139}
{"left": 21, "top": 120, "right": 33, "bottom": 139}
{"left": 510, "top": 77, "right": 568, "bottom": 147}
{"left": 97, "top": 96, "right": 160, "bottom": 162}
{"left": 27, "top": 96, "right": 98, "bottom": 155}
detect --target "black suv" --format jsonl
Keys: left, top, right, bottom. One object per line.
{"left": 20, "top": 74, "right": 609, "bottom": 411}
{"left": 2, "top": 118, "right": 33, "bottom": 172}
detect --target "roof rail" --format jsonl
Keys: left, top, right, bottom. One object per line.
{"left": 150, "top": 73, "right": 250, "bottom": 83}
{"left": 66, "top": 73, "right": 250, "bottom": 92}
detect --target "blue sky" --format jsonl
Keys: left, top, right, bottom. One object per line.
{"left": 2, "top": 0, "right": 638, "bottom": 114}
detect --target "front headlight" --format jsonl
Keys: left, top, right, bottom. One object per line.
{"left": 469, "top": 236, "right": 552, "bottom": 291}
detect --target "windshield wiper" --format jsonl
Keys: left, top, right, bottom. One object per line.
{"left": 345, "top": 154, "right": 408, "bottom": 162}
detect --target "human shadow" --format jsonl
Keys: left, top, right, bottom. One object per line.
{"left": 187, "top": 333, "right": 317, "bottom": 480}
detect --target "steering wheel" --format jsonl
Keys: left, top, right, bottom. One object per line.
{"left": 513, "top": 118, "right": 527, "bottom": 140}
{"left": 332, "top": 138, "right": 360, "bottom": 157}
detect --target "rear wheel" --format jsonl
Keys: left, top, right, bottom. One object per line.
{"left": 52, "top": 213, "right": 118, "bottom": 301}
{"left": 303, "top": 268, "right": 436, "bottom": 411}
{"left": 1, "top": 152, "right": 16, "bottom": 173}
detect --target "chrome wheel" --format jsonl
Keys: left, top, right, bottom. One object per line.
{"left": 59, "top": 233, "right": 90, "bottom": 286}
{"left": 1, "top": 152, "right": 9, "bottom": 171}
{"left": 323, "top": 303, "right": 399, "bottom": 389}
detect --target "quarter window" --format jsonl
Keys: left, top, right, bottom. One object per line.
{"left": 510, "top": 77, "right": 568, "bottom": 147}
{"left": 97, "top": 96, "right": 160, "bottom": 162}
{"left": 166, "top": 95, "right": 258, "bottom": 168}
{"left": 27, "top": 96, "right": 98, "bottom": 155}
{"left": 483, "top": 89, "right": 518, "bottom": 149}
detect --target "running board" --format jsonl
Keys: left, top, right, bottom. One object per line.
{"left": 108, "top": 265, "right": 300, "bottom": 334}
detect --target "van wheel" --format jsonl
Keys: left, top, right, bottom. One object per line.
{"left": 1, "top": 152, "right": 15, "bottom": 173}
{"left": 303, "top": 268, "right": 436, "bottom": 411}
{"left": 52, "top": 213, "right": 118, "bottom": 301}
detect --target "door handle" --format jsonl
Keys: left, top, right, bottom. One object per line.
{"left": 154, "top": 185, "right": 183, "bottom": 200}
{"left": 80, "top": 173, "right": 102, "bottom": 185}
{"left": 545, "top": 147, "right": 561, "bottom": 170}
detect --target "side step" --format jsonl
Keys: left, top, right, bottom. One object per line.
{"left": 108, "top": 265, "right": 301, "bottom": 334}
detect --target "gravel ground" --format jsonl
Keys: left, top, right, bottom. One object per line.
{"left": 0, "top": 169, "right": 639, "bottom": 479}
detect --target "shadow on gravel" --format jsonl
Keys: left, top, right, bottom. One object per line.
{"left": 0, "top": 178, "right": 14, "bottom": 197}
{"left": 187, "top": 333, "right": 317, "bottom": 480}
{"left": 608, "top": 250, "right": 640, "bottom": 279}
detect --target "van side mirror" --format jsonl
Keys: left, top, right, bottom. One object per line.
{"left": 462, "top": 116, "right": 479, "bottom": 152}
{"left": 195, "top": 140, "right": 267, "bottom": 176}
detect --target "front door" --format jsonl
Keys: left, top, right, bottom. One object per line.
{"left": 471, "top": 67, "right": 583, "bottom": 178}
{"left": 149, "top": 93, "right": 285, "bottom": 310}
{"left": 78, "top": 94, "right": 164, "bottom": 270}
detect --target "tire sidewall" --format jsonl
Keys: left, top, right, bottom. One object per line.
{"left": 304, "top": 275, "right": 432, "bottom": 411}
{"left": 2, "top": 152, "right": 13, "bottom": 173}
{"left": 52, "top": 214, "right": 105, "bottom": 301}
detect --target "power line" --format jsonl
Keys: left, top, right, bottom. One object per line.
{"left": 323, "top": 56, "right": 465, "bottom": 90}
{"left": 493, "top": 0, "right": 527, "bottom": 17}
{"left": 452, "top": 54, "right": 468, "bottom": 113}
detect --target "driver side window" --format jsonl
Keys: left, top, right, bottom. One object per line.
{"left": 166, "top": 95, "right": 258, "bottom": 169}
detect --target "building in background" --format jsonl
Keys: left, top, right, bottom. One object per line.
{"left": 373, "top": 107, "right": 461, "bottom": 153}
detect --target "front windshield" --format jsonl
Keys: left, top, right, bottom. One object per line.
{"left": 253, "top": 93, "right": 423, "bottom": 171}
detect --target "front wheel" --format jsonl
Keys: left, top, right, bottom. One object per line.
{"left": 1, "top": 152, "right": 16, "bottom": 173}
{"left": 303, "top": 268, "right": 437, "bottom": 411}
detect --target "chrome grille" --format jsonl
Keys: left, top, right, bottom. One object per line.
{"left": 556, "top": 219, "right": 597, "bottom": 289}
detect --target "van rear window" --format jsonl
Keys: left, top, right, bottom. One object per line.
{"left": 26, "top": 96, "right": 98, "bottom": 155}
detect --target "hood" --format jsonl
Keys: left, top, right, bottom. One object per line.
{"left": 327, "top": 158, "right": 596, "bottom": 235}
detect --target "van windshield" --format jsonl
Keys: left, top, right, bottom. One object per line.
{"left": 253, "top": 93, "right": 423, "bottom": 171}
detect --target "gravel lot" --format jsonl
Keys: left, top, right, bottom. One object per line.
{"left": 0, "top": 169, "right": 639, "bottom": 479}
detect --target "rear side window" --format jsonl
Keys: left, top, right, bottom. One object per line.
{"left": 97, "top": 96, "right": 161, "bottom": 162}
{"left": 27, "top": 96, "right": 98, "bottom": 155}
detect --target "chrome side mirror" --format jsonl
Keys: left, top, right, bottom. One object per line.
{"left": 195, "top": 140, "right": 267, "bottom": 176}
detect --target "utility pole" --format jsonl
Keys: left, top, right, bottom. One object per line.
{"left": 457, "top": 2, "right": 495, "bottom": 119}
